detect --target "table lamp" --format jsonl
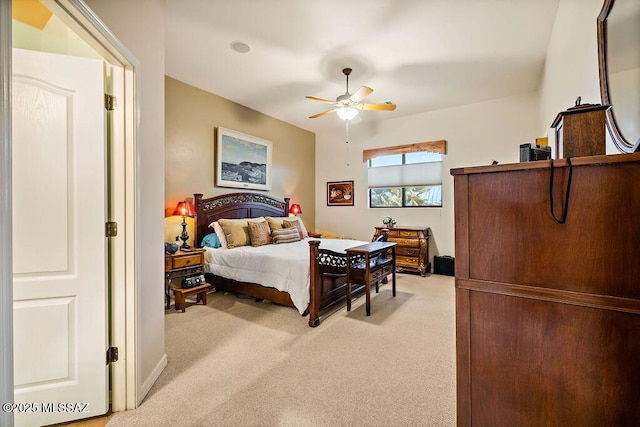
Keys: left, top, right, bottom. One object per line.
{"left": 289, "top": 203, "right": 302, "bottom": 216}
{"left": 173, "top": 201, "right": 196, "bottom": 250}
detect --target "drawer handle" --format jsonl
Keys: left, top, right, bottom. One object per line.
{"left": 186, "top": 260, "right": 191, "bottom": 264}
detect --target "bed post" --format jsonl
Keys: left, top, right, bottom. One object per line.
{"left": 308, "top": 240, "right": 321, "bottom": 327}
{"left": 194, "top": 193, "right": 203, "bottom": 247}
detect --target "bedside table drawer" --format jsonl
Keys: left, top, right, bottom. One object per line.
{"left": 172, "top": 253, "right": 203, "bottom": 269}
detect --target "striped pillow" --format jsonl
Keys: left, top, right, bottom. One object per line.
{"left": 283, "top": 220, "right": 304, "bottom": 239}
{"left": 271, "top": 226, "right": 301, "bottom": 244}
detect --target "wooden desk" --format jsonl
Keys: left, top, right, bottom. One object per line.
{"left": 345, "top": 241, "right": 396, "bottom": 316}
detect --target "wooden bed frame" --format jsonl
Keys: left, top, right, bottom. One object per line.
{"left": 194, "top": 192, "right": 365, "bottom": 327}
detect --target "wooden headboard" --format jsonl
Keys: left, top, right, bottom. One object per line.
{"left": 194, "top": 192, "right": 290, "bottom": 247}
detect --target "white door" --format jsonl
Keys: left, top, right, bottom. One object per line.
{"left": 12, "top": 48, "right": 108, "bottom": 426}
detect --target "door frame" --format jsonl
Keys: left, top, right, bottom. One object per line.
{"left": 0, "top": 1, "right": 15, "bottom": 423}
{"left": 1, "top": 0, "right": 140, "bottom": 419}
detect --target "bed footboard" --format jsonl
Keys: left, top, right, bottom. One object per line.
{"left": 308, "top": 240, "right": 365, "bottom": 327}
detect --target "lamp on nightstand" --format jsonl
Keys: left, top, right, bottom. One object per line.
{"left": 289, "top": 203, "right": 302, "bottom": 216}
{"left": 173, "top": 201, "right": 196, "bottom": 250}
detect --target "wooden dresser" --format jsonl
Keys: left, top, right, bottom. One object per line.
{"left": 373, "top": 226, "right": 430, "bottom": 276}
{"left": 451, "top": 153, "right": 640, "bottom": 426}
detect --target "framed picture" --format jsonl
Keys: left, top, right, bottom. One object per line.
{"left": 327, "top": 180, "right": 354, "bottom": 206}
{"left": 216, "top": 127, "right": 272, "bottom": 191}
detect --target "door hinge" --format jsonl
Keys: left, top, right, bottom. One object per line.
{"left": 104, "top": 94, "right": 116, "bottom": 111}
{"left": 106, "top": 347, "right": 119, "bottom": 364}
{"left": 106, "top": 221, "right": 118, "bottom": 237}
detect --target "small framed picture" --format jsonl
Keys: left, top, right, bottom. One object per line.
{"left": 327, "top": 181, "right": 354, "bottom": 206}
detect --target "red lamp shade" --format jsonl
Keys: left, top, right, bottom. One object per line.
{"left": 172, "top": 201, "right": 196, "bottom": 217}
{"left": 289, "top": 203, "right": 302, "bottom": 215}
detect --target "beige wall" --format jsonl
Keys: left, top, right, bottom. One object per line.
{"left": 165, "top": 77, "right": 316, "bottom": 242}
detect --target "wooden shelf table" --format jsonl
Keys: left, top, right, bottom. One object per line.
{"left": 345, "top": 241, "right": 396, "bottom": 316}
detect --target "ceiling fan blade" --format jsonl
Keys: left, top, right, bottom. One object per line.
{"left": 359, "top": 102, "right": 397, "bottom": 111}
{"left": 349, "top": 86, "right": 373, "bottom": 103}
{"left": 309, "top": 108, "right": 337, "bottom": 119}
{"left": 305, "top": 96, "right": 336, "bottom": 105}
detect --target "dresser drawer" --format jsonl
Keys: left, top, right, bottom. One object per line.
{"left": 397, "top": 256, "right": 419, "bottom": 267}
{"left": 389, "top": 237, "right": 420, "bottom": 248}
{"left": 385, "top": 229, "right": 401, "bottom": 238}
{"left": 172, "top": 253, "right": 203, "bottom": 269}
{"left": 397, "top": 247, "right": 420, "bottom": 257}
{"left": 399, "top": 230, "right": 421, "bottom": 238}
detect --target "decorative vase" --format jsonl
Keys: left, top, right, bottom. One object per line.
{"left": 165, "top": 242, "right": 179, "bottom": 254}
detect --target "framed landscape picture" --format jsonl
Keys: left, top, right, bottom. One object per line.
{"left": 327, "top": 180, "right": 354, "bottom": 206}
{"left": 216, "top": 127, "right": 272, "bottom": 191}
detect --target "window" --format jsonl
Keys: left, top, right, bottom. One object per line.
{"left": 368, "top": 150, "right": 443, "bottom": 208}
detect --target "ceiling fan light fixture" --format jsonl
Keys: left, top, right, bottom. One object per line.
{"left": 337, "top": 106, "right": 358, "bottom": 121}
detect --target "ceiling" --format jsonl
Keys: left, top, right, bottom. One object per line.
{"left": 165, "top": 0, "right": 560, "bottom": 134}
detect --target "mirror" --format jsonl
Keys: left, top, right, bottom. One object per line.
{"left": 598, "top": 0, "right": 640, "bottom": 152}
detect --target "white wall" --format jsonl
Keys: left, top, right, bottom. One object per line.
{"left": 539, "top": 0, "right": 609, "bottom": 148}
{"left": 315, "top": 92, "right": 539, "bottom": 262}
{"left": 83, "top": 0, "right": 166, "bottom": 404}
{"left": 316, "top": 0, "right": 613, "bottom": 264}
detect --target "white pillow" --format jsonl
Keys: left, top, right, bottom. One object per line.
{"left": 211, "top": 221, "right": 228, "bottom": 249}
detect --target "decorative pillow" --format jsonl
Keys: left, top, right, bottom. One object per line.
{"left": 265, "top": 216, "right": 286, "bottom": 231}
{"left": 201, "top": 232, "right": 221, "bottom": 248}
{"left": 271, "top": 226, "right": 301, "bottom": 244}
{"left": 211, "top": 222, "right": 228, "bottom": 249}
{"left": 217, "top": 217, "right": 266, "bottom": 248}
{"left": 217, "top": 218, "right": 249, "bottom": 248}
{"left": 248, "top": 220, "right": 271, "bottom": 247}
{"left": 266, "top": 216, "right": 309, "bottom": 238}
{"left": 283, "top": 220, "right": 304, "bottom": 240}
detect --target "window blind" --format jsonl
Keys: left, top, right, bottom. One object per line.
{"left": 368, "top": 161, "right": 442, "bottom": 188}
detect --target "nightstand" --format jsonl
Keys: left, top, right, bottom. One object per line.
{"left": 165, "top": 249, "right": 206, "bottom": 309}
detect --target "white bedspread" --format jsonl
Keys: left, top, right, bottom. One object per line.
{"left": 203, "top": 238, "right": 367, "bottom": 314}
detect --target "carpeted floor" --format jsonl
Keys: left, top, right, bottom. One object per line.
{"left": 108, "top": 273, "right": 456, "bottom": 426}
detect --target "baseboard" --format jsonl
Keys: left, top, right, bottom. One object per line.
{"left": 137, "top": 353, "right": 167, "bottom": 406}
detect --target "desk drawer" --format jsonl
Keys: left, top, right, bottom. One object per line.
{"left": 172, "top": 253, "right": 203, "bottom": 269}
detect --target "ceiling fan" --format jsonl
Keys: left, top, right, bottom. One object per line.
{"left": 306, "top": 68, "right": 396, "bottom": 120}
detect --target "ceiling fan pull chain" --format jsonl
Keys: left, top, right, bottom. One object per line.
{"left": 345, "top": 120, "right": 350, "bottom": 166}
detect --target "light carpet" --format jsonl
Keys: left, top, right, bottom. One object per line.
{"left": 108, "top": 274, "right": 456, "bottom": 426}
